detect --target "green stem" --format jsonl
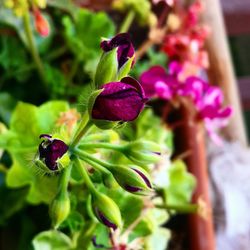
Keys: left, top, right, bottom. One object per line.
{"left": 74, "top": 149, "right": 114, "bottom": 170}
{"left": 78, "top": 154, "right": 111, "bottom": 176}
{"left": 23, "top": 11, "right": 46, "bottom": 85}
{"left": 74, "top": 158, "right": 97, "bottom": 194}
{"left": 155, "top": 203, "right": 198, "bottom": 214}
{"left": 119, "top": 10, "right": 135, "bottom": 33}
{"left": 78, "top": 142, "right": 125, "bottom": 152}
{"left": 67, "top": 59, "right": 79, "bottom": 82}
{"left": 70, "top": 114, "right": 93, "bottom": 148}
{"left": 45, "top": 46, "right": 67, "bottom": 61}
{"left": 59, "top": 164, "right": 72, "bottom": 193}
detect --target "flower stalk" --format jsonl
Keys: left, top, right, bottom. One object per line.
{"left": 70, "top": 114, "right": 93, "bottom": 149}
{"left": 119, "top": 10, "right": 135, "bottom": 33}
{"left": 155, "top": 203, "right": 198, "bottom": 214}
{"left": 23, "top": 11, "right": 46, "bottom": 85}
{"left": 74, "top": 157, "right": 97, "bottom": 194}
{"left": 78, "top": 142, "right": 125, "bottom": 152}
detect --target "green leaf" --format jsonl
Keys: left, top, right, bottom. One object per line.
{"left": 43, "top": 64, "right": 67, "bottom": 98}
{"left": 62, "top": 9, "right": 115, "bottom": 72}
{"left": 32, "top": 230, "right": 73, "bottom": 250}
{"left": 0, "top": 92, "right": 17, "bottom": 125}
{"left": 0, "top": 35, "right": 31, "bottom": 82}
{"left": 0, "top": 185, "right": 29, "bottom": 225}
{"left": 60, "top": 211, "right": 84, "bottom": 233}
{"left": 166, "top": 160, "right": 196, "bottom": 205}
{"left": 47, "top": 0, "right": 78, "bottom": 16}
{"left": 145, "top": 228, "right": 170, "bottom": 250}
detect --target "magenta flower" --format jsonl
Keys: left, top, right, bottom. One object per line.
{"left": 92, "top": 77, "right": 146, "bottom": 122}
{"left": 139, "top": 65, "right": 232, "bottom": 144}
{"left": 139, "top": 65, "right": 179, "bottom": 100}
{"left": 101, "top": 33, "right": 135, "bottom": 69}
{"left": 39, "top": 134, "right": 68, "bottom": 171}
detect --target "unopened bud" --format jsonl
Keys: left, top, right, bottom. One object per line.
{"left": 49, "top": 190, "right": 70, "bottom": 229}
{"left": 34, "top": 9, "right": 50, "bottom": 37}
{"left": 91, "top": 192, "right": 122, "bottom": 230}
{"left": 109, "top": 165, "right": 153, "bottom": 195}
{"left": 124, "top": 140, "right": 162, "bottom": 165}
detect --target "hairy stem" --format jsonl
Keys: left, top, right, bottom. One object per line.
{"left": 70, "top": 114, "right": 93, "bottom": 148}
{"left": 74, "top": 158, "right": 97, "bottom": 194}
{"left": 155, "top": 203, "right": 198, "bottom": 213}
{"left": 78, "top": 142, "right": 125, "bottom": 152}
{"left": 74, "top": 149, "right": 114, "bottom": 170}
{"left": 23, "top": 11, "right": 46, "bottom": 86}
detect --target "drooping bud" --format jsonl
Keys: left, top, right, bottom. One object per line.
{"left": 101, "top": 33, "right": 135, "bottom": 70}
{"left": 38, "top": 134, "right": 69, "bottom": 171}
{"left": 109, "top": 165, "right": 153, "bottom": 195}
{"left": 91, "top": 192, "right": 122, "bottom": 230}
{"left": 95, "top": 33, "right": 135, "bottom": 87}
{"left": 90, "top": 77, "right": 146, "bottom": 127}
{"left": 33, "top": 8, "right": 50, "bottom": 37}
{"left": 123, "top": 140, "right": 162, "bottom": 165}
{"left": 49, "top": 189, "right": 70, "bottom": 229}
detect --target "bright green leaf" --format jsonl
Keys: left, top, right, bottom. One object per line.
{"left": 32, "top": 230, "right": 73, "bottom": 250}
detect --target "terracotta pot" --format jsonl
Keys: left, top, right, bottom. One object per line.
{"left": 168, "top": 104, "right": 216, "bottom": 250}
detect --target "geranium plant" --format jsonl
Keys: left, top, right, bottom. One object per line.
{"left": 0, "top": 0, "right": 226, "bottom": 249}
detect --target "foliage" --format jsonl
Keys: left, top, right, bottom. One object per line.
{"left": 0, "top": 2, "right": 198, "bottom": 250}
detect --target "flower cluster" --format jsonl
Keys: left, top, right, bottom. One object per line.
{"left": 34, "top": 33, "right": 158, "bottom": 233}
{"left": 162, "top": 0, "right": 210, "bottom": 79}
{"left": 140, "top": 63, "right": 233, "bottom": 144}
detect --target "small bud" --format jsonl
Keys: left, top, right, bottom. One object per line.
{"left": 124, "top": 140, "right": 162, "bottom": 165}
{"left": 91, "top": 192, "right": 122, "bottom": 230}
{"left": 109, "top": 166, "right": 153, "bottom": 195}
{"left": 34, "top": 8, "right": 50, "bottom": 37}
{"left": 100, "top": 33, "right": 135, "bottom": 70}
{"left": 38, "top": 134, "right": 69, "bottom": 171}
{"left": 49, "top": 190, "right": 70, "bottom": 229}
{"left": 94, "top": 33, "right": 135, "bottom": 87}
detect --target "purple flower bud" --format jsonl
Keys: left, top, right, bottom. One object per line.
{"left": 132, "top": 168, "right": 152, "bottom": 189}
{"left": 39, "top": 134, "right": 68, "bottom": 171}
{"left": 92, "top": 77, "right": 146, "bottom": 122}
{"left": 95, "top": 208, "right": 118, "bottom": 230}
{"left": 101, "top": 33, "right": 135, "bottom": 69}
{"left": 109, "top": 166, "right": 153, "bottom": 195}
{"left": 123, "top": 168, "right": 152, "bottom": 193}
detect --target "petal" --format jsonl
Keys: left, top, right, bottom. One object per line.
{"left": 101, "top": 33, "right": 135, "bottom": 69}
{"left": 140, "top": 66, "right": 171, "bottom": 98}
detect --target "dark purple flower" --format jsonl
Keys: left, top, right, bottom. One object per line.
{"left": 101, "top": 33, "right": 135, "bottom": 69}
{"left": 92, "top": 77, "right": 146, "bottom": 122}
{"left": 39, "top": 134, "right": 68, "bottom": 171}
